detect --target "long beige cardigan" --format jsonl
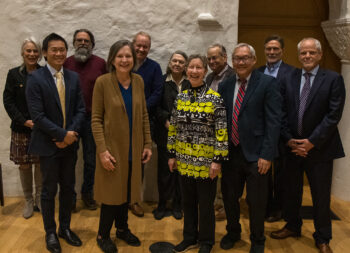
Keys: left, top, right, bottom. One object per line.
{"left": 91, "top": 72, "right": 151, "bottom": 205}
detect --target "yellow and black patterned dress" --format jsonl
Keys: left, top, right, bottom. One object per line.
{"left": 167, "top": 84, "right": 228, "bottom": 179}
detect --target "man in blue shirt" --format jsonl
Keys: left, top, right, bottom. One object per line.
{"left": 131, "top": 31, "right": 163, "bottom": 217}
{"left": 258, "top": 35, "right": 294, "bottom": 223}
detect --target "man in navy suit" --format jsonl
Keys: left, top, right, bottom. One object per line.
{"left": 270, "top": 38, "right": 345, "bottom": 253}
{"left": 218, "top": 43, "right": 282, "bottom": 253}
{"left": 257, "top": 35, "right": 295, "bottom": 222}
{"left": 26, "top": 33, "right": 85, "bottom": 253}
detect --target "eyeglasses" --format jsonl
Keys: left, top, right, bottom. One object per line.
{"left": 233, "top": 56, "right": 253, "bottom": 63}
{"left": 76, "top": 38, "right": 90, "bottom": 43}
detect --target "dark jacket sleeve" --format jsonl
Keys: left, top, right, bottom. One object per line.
{"left": 146, "top": 63, "right": 163, "bottom": 111}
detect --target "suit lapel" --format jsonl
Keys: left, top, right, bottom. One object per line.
{"left": 63, "top": 69, "right": 71, "bottom": 116}
{"left": 240, "top": 70, "right": 259, "bottom": 114}
{"left": 43, "top": 66, "right": 62, "bottom": 110}
{"left": 226, "top": 75, "right": 236, "bottom": 120}
{"left": 305, "top": 68, "right": 325, "bottom": 109}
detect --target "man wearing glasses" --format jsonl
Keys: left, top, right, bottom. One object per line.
{"left": 64, "top": 29, "right": 107, "bottom": 211}
{"left": 218, "top": 43, "right": 282, "bottom": 253}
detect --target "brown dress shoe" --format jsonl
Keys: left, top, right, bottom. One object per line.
{"left": 270, "top": 227, "right": 301, "bottom": 239}
{"left": 317, "top": 243, "right": 333, "bottom": 253}
{"left": 215, "top": 207, "right": 226, "bottom": 221}
{"left": 129, "top": 203, "right": 144, "bottom": 217}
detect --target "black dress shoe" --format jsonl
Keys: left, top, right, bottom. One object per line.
{"left": 153, "top": 207, "right": 166, "bottom": 220}
{"left": 220, "top": 233, "right": 240, "bottom": 250}
{"left": 45, "top": 233, "right": 61, "bottom": 253}
{"left": 116, "top": 229, "right": 140, "bottom": 246}
{"left": 82, "top": 193, "right": 98, "bottom": 210}
{"left": 58, "top": 228, "right": 82, "bottom": 246}
{"left": 97, "top": 236, "right": 118, "bottom": 253}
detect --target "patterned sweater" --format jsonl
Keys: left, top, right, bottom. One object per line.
{"left": 167, "top": 84, "right": 228, "bottom": 179}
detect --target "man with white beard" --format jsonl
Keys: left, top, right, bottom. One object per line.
{"left": 64, "top": 29, "right": 107, "bottom": 211}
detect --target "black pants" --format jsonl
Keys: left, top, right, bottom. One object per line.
{"left": 40, "top": 152, "right": 77, "bottom": 234}
{"left": 157, "top": 146, "right": 181, "bottom": 210}
{"left": 98, "top": 203, "right": 129, "bottom": 238}
{"left": 180, "top": 176, "right": 217, "bottom": 246}
{"left": 222, "top": 145, "right": 268, "bottom": 245}
{"left": 266, "top": 142, "right": 286, "bottom": 217}
{"left": 283, "top": 153, "right": 333, "bottom": 244}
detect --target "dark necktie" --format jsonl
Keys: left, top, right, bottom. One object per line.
{"left": 298, "top": 72, "right": 311, "bottom": 135}
{"left": 231, "top": 79, "right": 247, "bottom": 145}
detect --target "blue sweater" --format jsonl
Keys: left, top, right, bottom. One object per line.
{"left": 134, "top": 58, "right": 163, "bottom": 114}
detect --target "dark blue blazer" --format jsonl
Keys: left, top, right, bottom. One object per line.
{"left": 26, "top": 66, "right": 85, "bottom": 156}
{"left": 218, "top": 70, "right": 282, "bottom": 162}
{"left": 257, "top": 61, "right": 295, "bottom": 83}
{"left": 280, "top": 67, "right": 345, "bottom": 161}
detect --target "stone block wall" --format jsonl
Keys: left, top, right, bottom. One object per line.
{"left": 0, "top": 0, "right": 239, "bottom": 196}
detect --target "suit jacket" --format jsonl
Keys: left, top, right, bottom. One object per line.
{"left": 257, "top": 61, "right": 295, "bottom": 82}
{"left": 280, "top": 67, "right": 345, "bottom": 161}
{"left": 218, "top": 70, "right": 282, "bottom": 162}
{"left": 26, "top": 66, "right": 85, "bottom": 156}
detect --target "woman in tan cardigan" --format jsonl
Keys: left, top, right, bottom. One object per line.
{"left": 91, "top": 40, "right": 152, "bottom": 253}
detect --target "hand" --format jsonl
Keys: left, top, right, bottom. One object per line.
{"left": 287, "top": 139, "right": 299, "bottom": 150}
{"left": 292, "top": 139, "right": 314, "bottom": 157}
{"left": 24, "top": 120, "right": 34, "bottom": 129}
{"left": 142, "top": 148, "right": 152, "bottom": 164}
{"left": 55, "top": 141, "right": 68, "bottom": 149}
{"left": 64, "top": 131, "right": 78, "bottom": 145}
{"left": 209, "top": 162, "right": 221, "bottom": 179}
{"left": 99, "top": 150, "right": 116, "bottom": 171}
{"left": 165, "top": 120, "right": 170, "bottom": 129}
{"left": 257, "top": 158, "right": 271, "bottom": 175}
{"left": 168, "top": 158, "right": 177, "bottom": 172}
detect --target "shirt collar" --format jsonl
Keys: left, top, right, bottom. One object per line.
{"left": 46, "top": 63, "right": 64, "bottom": 77}
{"left": 236, "top": 73, "right": 252, "bottom": 84}
{"left": 165, "top": 73, "right": 186, "bottom": 84}
{"left": 215, "top": 64, "right": 229, "bottom": 78}
{"left": 302, "top": 65, "right": 319, "bottom": 76}
{"left": 266, "top": 60, "right": 282, "bottom": 71}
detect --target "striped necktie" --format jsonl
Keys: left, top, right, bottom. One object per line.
{"left": 55, "top": 72, "right": 66, "bottom": 128}
{"left": 231, "top": 79, "right": 247, "bottom": 145}
{"left": 297, "top": 72, "right": 311, "bottom": 135}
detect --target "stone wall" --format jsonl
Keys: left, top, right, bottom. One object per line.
{"left": 0, "top": 0, "right": 239, "bottom": 196}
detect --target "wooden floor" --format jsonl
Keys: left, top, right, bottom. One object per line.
{"left": 1, "top": 186, "right": 350, "bottom": 253}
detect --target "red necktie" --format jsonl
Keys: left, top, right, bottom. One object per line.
{"left": 231, "top": 79, "right": 247, "bottom": 145}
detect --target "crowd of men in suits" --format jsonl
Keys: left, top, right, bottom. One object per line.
{"left": 23, "top": 30, "right": 344, "bottom": 253}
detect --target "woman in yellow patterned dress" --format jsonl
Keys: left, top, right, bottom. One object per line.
{"left": 168, "top": 54, "right": 228, "bottom": 253}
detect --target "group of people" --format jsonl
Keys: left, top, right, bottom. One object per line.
{"left": 2, "top": 29, "right": 345, "bottom": 253}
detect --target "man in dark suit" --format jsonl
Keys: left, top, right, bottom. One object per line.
{"left": 270, "top": 38, "right": 345, "bottom": 253}
{"left": 26, "top": 33, "right": 85, "bottom": 253}
{"left": 218, "top": 43, "right": 282, "bottom": 253}
{"left": 257, "top": 35, "right": 295, "bottom": 222}
{"left": 206, "top": 43, "right": 235, "bottom": 221}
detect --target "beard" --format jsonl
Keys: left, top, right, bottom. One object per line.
{"left": 74, "top": 47, "right": 92, "bottom": 63}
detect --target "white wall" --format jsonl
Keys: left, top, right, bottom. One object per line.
{"left": 0, "top": 0, "right": 239, "bottom": 196}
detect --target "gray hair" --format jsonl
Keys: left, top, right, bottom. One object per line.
{"left": 21, "top": 37, "right": 42, "bottom": 61}
{"left": 208, "top": 43, "right": 227, "bottom": 56}
{"left": 20, "top": 37, "right": 42, "bottom": 72}
{"left": 132, "top": 31, "right": 151, "bottom": 47}
{"left": 232, "top": 43, "right": 256, "bottom": 58}
{"left": 297, "top": 38, "right": 322, "bottom": 53}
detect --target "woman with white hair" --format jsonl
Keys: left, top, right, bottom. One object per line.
{"left": 3, "top": 37, "right": 42, "bottom": 219}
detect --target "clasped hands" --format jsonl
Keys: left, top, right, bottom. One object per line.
{"left": 55, "top": 131, "right": 78, "bottom": 148}
{"left": 288, "top": 138, "right": 314, "bottom": 157}
{"left": 168, "top": 158, "right": 221, "bottom": 179}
